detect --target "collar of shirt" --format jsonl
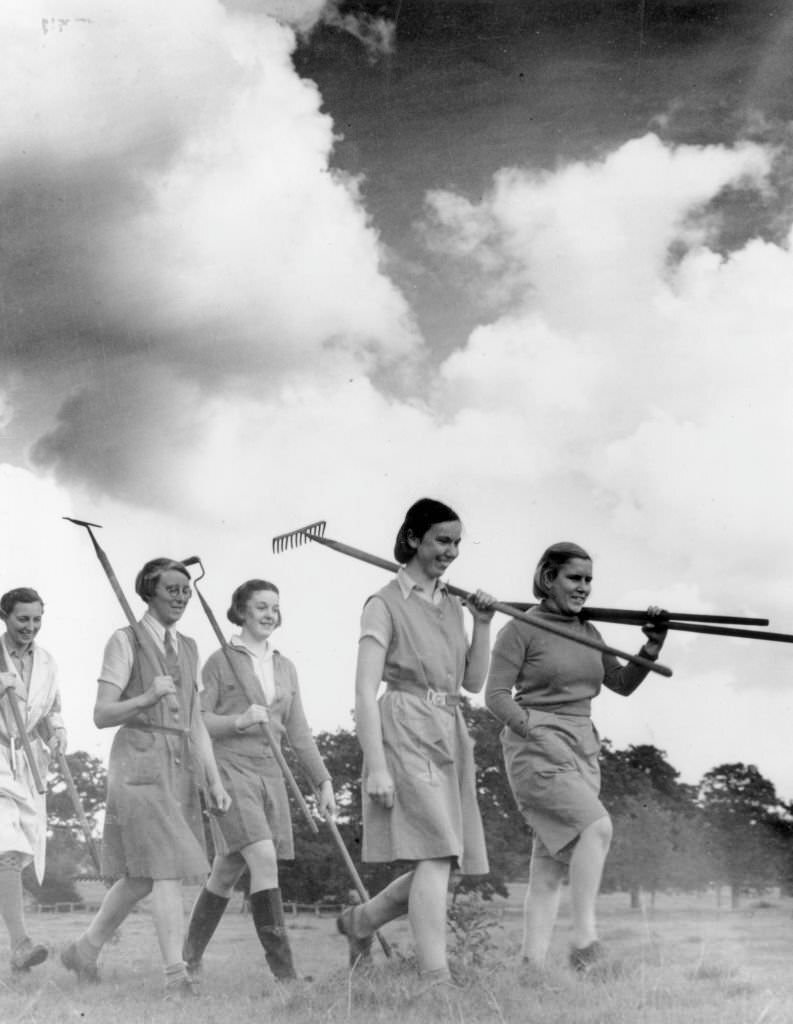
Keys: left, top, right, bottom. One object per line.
{"left": 2, "top": 634, "right": 33, "bottom": 662}
{"left": 230, "top": 635, "right": 274, "bottom": 662}
{"left": 396, "top": 566, "right": 447, "bottom": 605}
{"left": 141, "top": 612, "right": 175, "bottom": 649}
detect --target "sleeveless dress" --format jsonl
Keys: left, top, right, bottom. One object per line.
{"left": 101, "top": 625, "right": 208, "bottom": 881}
{"left": 361, "top": 579, "right": 489, "bottom": 875}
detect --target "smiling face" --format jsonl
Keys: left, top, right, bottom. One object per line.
{"left": 543, "top": 557, "right": 593, "bottom": 616}
{"left": 241, "top": 589, "right": 280, "bottom": 643}
{"left": 407, "top": 519, "right": 462, "bottom": 580}
{"left": 3, "top": 601, "right": 43, "bottom": 650}
{"left": 147, "top": 569, "right": 192, "bottom": 627}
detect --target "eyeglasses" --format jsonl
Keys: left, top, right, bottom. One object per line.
{"left": 159, "top": 585, "right": 193, "bottom": 599}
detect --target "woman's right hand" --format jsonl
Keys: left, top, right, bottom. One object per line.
{"left": 234, "top": 703, "right": 269, "bottom": 732}
{"left": 366, "top": 768, "right": 395, "bottom": 809}
{"left": 144, "top": 674, "right": 176, "bottom": 707}
{"left": 0, "top": 672, "right": 17, "bottom": 699}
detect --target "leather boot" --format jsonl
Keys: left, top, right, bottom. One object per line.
{"left": 249, "top": 888, "right": 296, "bottom": 981}
{"left": 182, "top": 888, "right": 230, "bottom": 975}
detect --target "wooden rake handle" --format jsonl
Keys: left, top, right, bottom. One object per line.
{"left": 58, "top": 751, "right": 103, "bottom": 876}
{"left": 2, "top": 688, "right": 46, "bottom": 794}
{"left": 322, "top": 811, "right": 392, "bottom": 958}
{"left": 273, "top": 528, "right": 673, "bottom": 678}
{"left": 507, "top": 604, "right": 769, "bottom": 627}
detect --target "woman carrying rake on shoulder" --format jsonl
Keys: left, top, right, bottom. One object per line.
{"left": 337, "top": 498, "right": 495, "bottom": 987}
{"left": 485, "top": 542, "right": 667, "bottom": 973}
{"left": 183, "top": 579, "right": 335, "bottom": 984}
{"left": 62, "top": 558, "right": 230, "bottom": 998}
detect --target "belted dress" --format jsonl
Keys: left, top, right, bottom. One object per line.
{"left": 100, "top": 617, "right": 208, "bottom": 881}
{"left": 360, "top": 574, "right": 489, "bottom": 875}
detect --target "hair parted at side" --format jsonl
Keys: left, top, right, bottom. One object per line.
{"left": 532, "top": 542, "right": 592, "bottom": 600}
{"left": 393, "top": 497, "right": 461, "bottom": 564}
{"left": 134, "top": 558, "right": 191, "bottom": 602}
{"left": 227, "top": 579, "right": 282, "bottom": 628}
{"left": 0, "top": 588, "right": 44, "bottom": 619}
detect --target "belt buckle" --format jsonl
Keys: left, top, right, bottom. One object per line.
{"left": 427, "top": 690, "right": 446, "bottom": 707}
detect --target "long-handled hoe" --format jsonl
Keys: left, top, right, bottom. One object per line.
{"left": 272, "top": 521, "right": 674, "bottom": 677}
{"left": 179, "top": 555, "right": 392, "bottom": 959}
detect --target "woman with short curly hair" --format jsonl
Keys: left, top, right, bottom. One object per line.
{"left": 61, "top": 558, "right": 229, "bottom": 997}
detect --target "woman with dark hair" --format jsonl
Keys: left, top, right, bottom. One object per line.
{"left": 0, "top": 588, "right": 66, "bottom": 971}
{"left": 61, "top": 558, "right": 230, "bottom": 997}
{"left": 485, "top": 542, "right": 667, "bottom": 972}
{"left": 336, "top": 498, "right": 495, "bottom": 987}
{"left": 182, "top": 579, "right": 334, "bottom": 983}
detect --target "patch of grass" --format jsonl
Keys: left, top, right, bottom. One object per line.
{"left": 2, "top": 893, "right": 793, "bottom": 1023}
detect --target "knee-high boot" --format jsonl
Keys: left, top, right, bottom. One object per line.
{"left": 249, "top": 888, "right": 296, "bottom": 981}
{"left": 182, "top": 888, "right": 230, "bottom": 974}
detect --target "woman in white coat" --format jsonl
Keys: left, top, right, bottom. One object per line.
{"left": 0, "top": 588, "right": 66, "bottom": 972}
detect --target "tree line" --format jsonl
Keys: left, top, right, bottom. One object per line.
{"left": 38, "top": 704, "right": 793, "bottom": 911}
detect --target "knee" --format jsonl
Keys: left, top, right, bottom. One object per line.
{"left": 127, "top": 877, "right": 154, "bottom": 900}
{"left": 528, "top": 858, "right": 564, "bottom": 895}
{"left": 589, "top": 815, "right": 613, "bottom": 849}
{"left": 211, "top": 853, "right": 246, "bottom": 890}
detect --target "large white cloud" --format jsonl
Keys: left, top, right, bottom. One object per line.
{"left": 2, "top": 1, "right": 418, "bottom": 497}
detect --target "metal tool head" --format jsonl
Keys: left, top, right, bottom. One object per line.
{"left": 272, "top": 520, "right": 327, "bottom": 553}
{"left": 63, "top": 516, "right": 103, "bottom": 529}
{"left": 179, "top": 555, "right": 206, "bottom": 583}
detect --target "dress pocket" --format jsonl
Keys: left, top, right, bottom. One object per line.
{"left": 120, "top": 729, "right": 161, "bottom": 785}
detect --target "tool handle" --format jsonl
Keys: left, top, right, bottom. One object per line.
{"left": 508, "top": 604, "right": 769, "bottom": 627}
{"left": 660, "top": 621, "right": 793, "bottom": 643}
{"left": 304, "top": 534, "right": 672, "bottom": 678}
{"left": 58, "top": 751, "right": 103, "bottom": 875}
{"left": 3, "top": 689, "right": 46, "bottom": 794}
{"left": 324, "top": 813, "right": 392, "bottom": 958}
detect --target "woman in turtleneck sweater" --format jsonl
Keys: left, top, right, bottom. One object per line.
{"left": 485, "top": 542, "right": 667, "bottom": 974}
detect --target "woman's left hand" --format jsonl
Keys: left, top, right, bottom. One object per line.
{"left": 465, "top": 589, "right": 496, "bottom": 623}
{"left": 207, "top": 780, "right": 232, "bottom": 815}
{"left": 317, "top": 779, "right": 337, "bottom": 820}
{"left": 641, "top": 605, "right": 669, "bottom": 658}
{"left": 48, "top": 727, "right": 68, "bottom": 758}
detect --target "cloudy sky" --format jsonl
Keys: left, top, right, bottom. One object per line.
{"left": 3, "top": 0, "right": 793, "bottom": 798}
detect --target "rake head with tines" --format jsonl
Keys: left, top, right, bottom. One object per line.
{"left": 272, "top": 521, "right": 327, "bottom": 553}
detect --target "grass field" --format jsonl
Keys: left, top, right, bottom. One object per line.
{"left": 3, "top": 888, "right": 793, "bottom": 1024}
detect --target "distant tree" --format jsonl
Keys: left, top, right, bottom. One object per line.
{"left": 462, "top": 701, "right": 530, "bottom": 893}
{"left": 699, "top": 762, "right": 785, "bottom": 909}
{"left": 25, "top": 751, "right": 108, "bottom": 905}
{"left": 605, "top": 793, "right": 675, "bottom": 907}
{"left": 601, "top": 741, "right": 707, "bottom": 906}
{"left": 47, "top": 751, "right": 106, "bottom": 834}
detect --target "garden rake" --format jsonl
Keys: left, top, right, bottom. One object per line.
{"left": 272, "top": 521, "right": 673, "bottom": 676}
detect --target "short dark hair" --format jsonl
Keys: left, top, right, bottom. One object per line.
{"left": 533, "top": 542, "right": 592, "bottom": 599}
{"left": 0, "top": 588, "right": 44, "bottom": 619}
{"left": 227, "top": 580, "right": 282, "bottom": 628}
{"left": 393, "top": 498, "right": 461, "bottom": 564}
{"left": 134, "top": 559, "right": 191, "bottom": 602}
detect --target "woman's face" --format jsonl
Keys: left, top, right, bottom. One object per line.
{"left": 408, "top": 520, "right": 462, "bottom": 579}
{"left": 3, "top": 601, "right": 43, "bottom": 649}
{"left": 148, "top": 570, "right": 192, "bottom": 627}
{"left": 544, "top": 557, "right": 593, "bottom": 616}
{"left": 241, "top": 589, "right": 280, "bottom": 642}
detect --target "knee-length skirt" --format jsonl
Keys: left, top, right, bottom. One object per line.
{"left": 501, "top": 709, "right": 606, "bottom": 863}
{"left": 102, "top": 727, "right": 208, "bottom": 882}
{"left": 362, "top": 691, "right": 489, "bottom": 875}
{"left": 210, "top": 749, "right": 294, "bottom": 859}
